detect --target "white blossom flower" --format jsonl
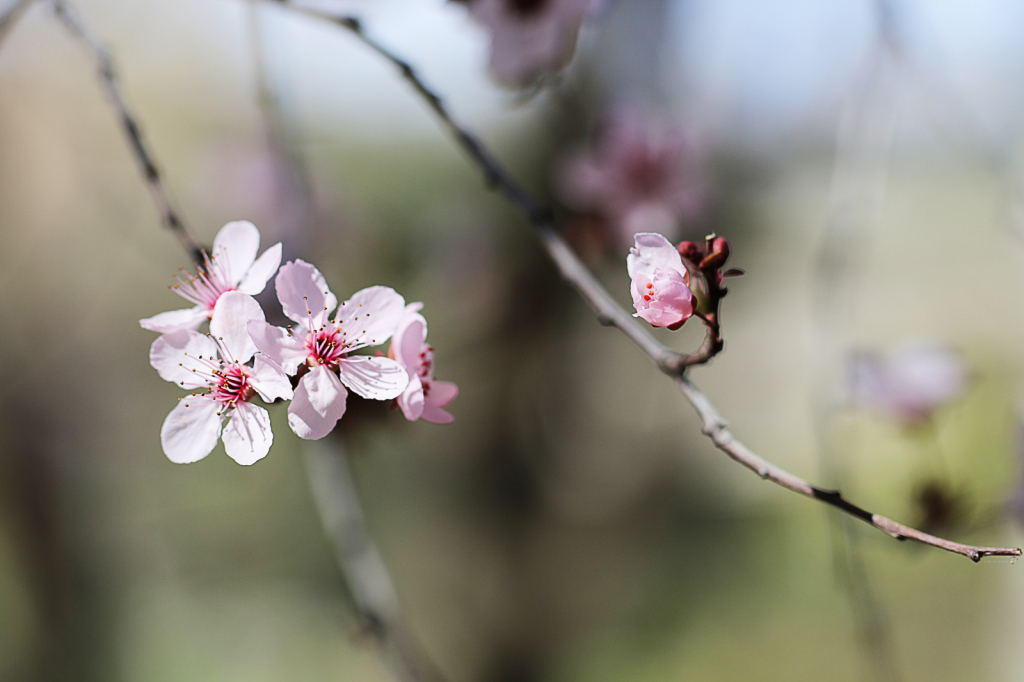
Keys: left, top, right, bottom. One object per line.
{"left": 248, "top": 260, "right": 409, "bottom": 440}
{"left": 149, "top": 291, "right": 292, "bottom": 465}
{"left": 140, "top": 220, "right": 282, "bottom": 333}
{"left": 389, "top": 303, "right": 458, "bottom": 424}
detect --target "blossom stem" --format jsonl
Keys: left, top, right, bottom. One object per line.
{"left": 302, "top": 438, "right": 436, "bottom": 682}
{"left": 50, "top": 0, "right": 203, "bottom": 262}
{"left": 273, "top": 4, "right": 1020, "bottom": 562}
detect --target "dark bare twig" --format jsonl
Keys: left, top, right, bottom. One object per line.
{"left": 50, "top": 0, "right": 202, "bottom": 260}
{"left": 0, "top": 0, "right": 33, "bottom": 49}
{"left": 272, "top": 2, "right": 1021, "bottom": 563}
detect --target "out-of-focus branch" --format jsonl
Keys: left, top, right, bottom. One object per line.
{"left": 247, "top": 11, "right": 441, "bottom": 682}
{"left": 0, "top": 0, "right": 33, "bottom": 49}
{"left": 50, "top": 0, "right": 202, "bottom": 261}
{"left": 302, "top": 439, "right": 434, "bottom": 682}
{"left": 272, "top": 3, "right": 1021, "bottom": 563}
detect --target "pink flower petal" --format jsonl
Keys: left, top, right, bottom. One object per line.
{"left": 428, "top": 380, "right": 459, "bottom": 408}
{"left": 210, "top": 291, "right": 264, "bottom": 364}
{"left": 393, "top": 312, "right": 427, "bottom": 370}
{"left": 222, "top": 403, "right": 273, "bottom": 465}
{"left": 337, "top": 355, "right": 409, "bottom": 400}
{"left": 160, "top": 398, "right": 222, "bottom": 464}
{"left": 288, "top": 367, "right": 347, "bottom": 439}
{"left": 212, "top": 221, "right": 261, "bottom": 286}
{"left": 237, "top": 242, "right": 282, "bottom": 295}
{"left": 276, "top": 259, "right": 337, "bottom": 329}
{"left": 397, "top": 374, "right": 425, "bottom": 421}
{"left": 247, "top": 320, "right": 308, "bottom": 375}
{"left": 139, "top": 306, "right": 207, "bottom": 333}
{"left": 251, "top": 355, "right": 293, "bottom": 403}
{"left": 149, "top": 330, "right": 220, "bottom": 389}
{"left": 334, "top": 285, "right": 406, "bottom": 350}
{"left": 421, "top": 403, "right": 454, "bottom": 425}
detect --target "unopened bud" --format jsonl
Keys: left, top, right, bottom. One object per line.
{"left": 699, "top": 239, "right": 730, "bottom": 269}
{"left": 712, "top": 237, "right": 730, "bottom": 261}
{"left": 678, "top": 241, "right": 704, "bottom": 264}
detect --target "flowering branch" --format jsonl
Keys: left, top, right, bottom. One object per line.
{"left": 276, "top": 2, "right": 1021, "bottom": 563}
{"left": 50, "top": 0, "right": 202, "bottom": 260}
{"left": 244, "top": 14, "right": 446, "bottom": 682}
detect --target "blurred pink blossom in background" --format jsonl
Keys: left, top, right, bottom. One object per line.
{"left": 847, "top": 342, "right": 968, "bottom": 426}
{"left": 455, "top": 0, "right": 604, "bottom": 86}
{"left": 558, "top": 110, "right": 703, "bottom": 249}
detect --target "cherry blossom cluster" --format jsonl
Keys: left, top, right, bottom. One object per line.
{"left": 141, "top": 221, "right": 457, "bottom": 465}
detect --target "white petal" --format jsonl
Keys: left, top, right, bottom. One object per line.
{"left": 334, "top": 286, "right": 406, "bottom": 350}
{"left": 160, "top": 398, "right": 222, "bottom": 464}
{"left": 275, "top": 259, "right": 337, "bottom": 329}
{"left": 222, "top": 403, "right": 273, "bottom": 465}
{"left": 397, "top": 374, "right": 424, "bottom": 421}
{"left": 338, "top": 355, "right": 409, "bottom": 400}
{"left": 247, "top": 320, "right": 308, "bottom": 374}
{"left": 140, "top": 306, "right": 208, "bottom": 333}
{"left": 150, "top": 330, "right": 220, "bottom": 389}
{"left": 237, "top": 242, "right": 282, "bottom": 295}
{"left": 210, "top": 291, "right": 265, "bottom": 363}
{"left": 212, "top": 220, "right": 260, "bottom": 286}
{"left": 288, "top": 368, "right": 347, "bottom": 439}
{"left": 626, "top": 232, "right": 685, "bottom": 280}
{"left": 251, "top": 355, "right": 294, "bottom": 402}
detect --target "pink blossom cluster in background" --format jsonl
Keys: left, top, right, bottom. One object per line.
{"left": 141, "top": 221, "right": 457, "bottom": 465}
{"left": 559, "top": 111, "right": 703, "bottom": 249}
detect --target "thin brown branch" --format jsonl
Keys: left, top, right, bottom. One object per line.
{"left": 274, "top": 3, "right": 1021, "bottom": 563}
{"left": 676, "top": 376, "right": 1018, "bottom": 562}
{"left": 50, "top": 0, "right": 202, "bottom": 261}
{"left": 0, "top": 0, "right": 33, "bottom": 49}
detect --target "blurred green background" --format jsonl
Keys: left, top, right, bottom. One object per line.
{"left": 3, "top": 1, "right": 1024, "bottom": 680}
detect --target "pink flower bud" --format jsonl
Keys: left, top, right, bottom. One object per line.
{"left": 677, "top": 240, "right": 704, "bottom": 265}
{"left": 627, "top": 233, "right": 694, "bottom": 330}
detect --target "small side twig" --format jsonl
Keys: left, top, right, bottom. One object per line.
{"left": 0, "top": 0, "right": 33, "bottom": 49}
{"left": 676, "top": 376, "right": 1018, "bottom": 562}
{"left": 303, "top": 438, "right": 435, "bottom": 682}
{"left": 272, "top": 4, "right": 1021, "bottom": 563}
{"left": 50, "top": 0, "right": 202, "bottom": 261}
